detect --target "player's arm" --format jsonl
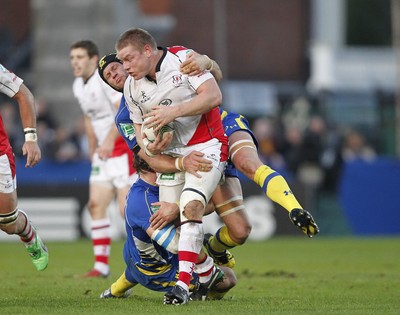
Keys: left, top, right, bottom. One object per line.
{"left": 180, "top": 51, "right": 223, "bottom": 82}
{"left": 146, "top": 223, "right": 180, "bottom": 254}
{"left": 143, "top": 77, "right": 222, "bottom": 131}
{"left": 96, "top": 123, "right": 119, "bottom": 159}
{"left": 14, "top": 83, "right": 41, "bottom": 167}
{"left": 138, "top": 148, "right": 212, "bottom": 178}
{"left": 83, "top": 115, "right": 97, "bottom": 159}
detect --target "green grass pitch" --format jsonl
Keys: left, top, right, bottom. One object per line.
{"left": 0, "top": 237, "right": 399, "bottom": 314}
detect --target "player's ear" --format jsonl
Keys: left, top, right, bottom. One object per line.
{"left": 144, "top": 44, "right": 154, "bottom": 57}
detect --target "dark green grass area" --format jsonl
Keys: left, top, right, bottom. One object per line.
{"left": 0, "top": 237, "right": 399, "bottom": 314}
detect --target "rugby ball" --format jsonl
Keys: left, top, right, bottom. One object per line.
{"left": 141, "top": 117, "right": 174, "bottom": 142}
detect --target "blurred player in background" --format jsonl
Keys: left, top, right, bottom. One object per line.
{"left": 0, "top": 63, "right": 48, "bottom": 271}
{"left": 70, "top": 40, "right": 136, "bottom": 278}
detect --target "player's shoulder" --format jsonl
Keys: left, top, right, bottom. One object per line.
{"left": 167, "top": 45, "right": 188, "bottom": 54}
{"left": 166, "top": 45, "right": 192, "bottom": 61}
{"left": 0, "top": 64, "right": 20, "bottom": 82}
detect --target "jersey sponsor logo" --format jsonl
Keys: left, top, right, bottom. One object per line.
{"left": 91, "top": 165, "right": 100, "bottom": 175}
{"left": 172, "top": 74, "right": 183, "bottom": 87}
{"left": 206, "top": 153, "right": 219, "bottom": 164}
{"left": 159, "top": 173, "right": 175, "bottom": 180}
{"left": 140, "top": 91, "right": 150, "bottom": 103}
{"left": 159, "top": 99, "right": 172, "bottom": 106}
{"left": 120, "top": 123, "right": 136, "bottom": 140}
{"left": 5, "top": 179, "right": 13, "bottom": 189}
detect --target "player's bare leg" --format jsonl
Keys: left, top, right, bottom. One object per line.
{"left": 0, "top": 191, "right": 48, "bottom": 271}
{"left": 80, "top": 183, "right": 114, "bottom": 278}
{"left": 205, "top": 177, "right": 251, "bottom": 268}
{"left": 230, "top": 131, "right": 319, "bottom": 237}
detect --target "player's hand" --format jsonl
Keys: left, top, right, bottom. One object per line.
{"left": 96, "top": 141, "right": 115, "bottom": 160}
{"left": 143, "top": 106, "right": 177, "bottom": 133}
{"left": 289, "top": 208, "right": 320, "bottom": 238}
{"left": 180, "top": 51, "right": 209, "bottom": 76}
{"left": 22, "top": 141, "right": 41, "bottom": 167}
{"left": 149, "top": 201, "right": 180, "bottom": 230}
{"left": 146, "top": 131, "right": 173, "bottom": 156}
{"left": 183, "top": 151, "right": 213, "bottom": 178}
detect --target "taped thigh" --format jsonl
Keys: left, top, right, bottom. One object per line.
{"left": 215, "top": 195, "right": 245, "bottom": 217}
{"left": 229, "top": 139, "right": 257, "bottom": 160}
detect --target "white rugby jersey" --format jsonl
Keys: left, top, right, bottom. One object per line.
{"left": 123, "top": 47, "right": 227, "bottom": 155}
{"left": 0, "top": 64, "right": 23, "bottom": 98}
{"left": 73, "top": 71, "right": 122, "bottom": 146}
{"left": 0, "top": 64, "right": 24, "bottom": 155}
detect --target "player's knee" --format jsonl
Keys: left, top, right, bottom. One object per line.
{"left": 209, "top": 267, "right": 237, "bottom": 300}
{"left": 182, "top": 200, "right": 204, "bottom": 220}
{"left": 233, "top": 156, "right": 258, "bottom": 177}
{"left": 229, "top": 223, "right": 252, "bottom": 245}
{"left": 87, "top": 199, "right": 103, "bottom": 217}
{"left": 181, "top": 189, "right": 206, "bottom": 220}
{"left": 0, "top": 208, "right": 20, "bottom": 234}
{"left": 224, "top": 267, "right": 238, "bottom": 289}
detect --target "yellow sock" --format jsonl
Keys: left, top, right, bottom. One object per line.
{"left": 111, "top": 272, "right": 136, "bottom": 297}
{"left": 210, "top": 226, "right": 241, "bottom": 253}
{"left": 254, "top": 165, "right": 302, "bottom": 212}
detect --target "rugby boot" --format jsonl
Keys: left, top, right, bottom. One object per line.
{"left": 164, "top": 285, "right": 189, "bottom": 305}
{"left": 25, "top": 228, "right": 49, "bottom": 271}
{"left": 203, "top": 233, "right": 235, "bottom": 268}
{"left": 289, "top": 208, "right": 320, "bottom": 237}
{"left": 190, "top": 266, "right": 225, "bottom": 301}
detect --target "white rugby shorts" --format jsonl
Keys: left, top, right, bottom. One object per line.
{"left": 90, "top": 152, "right": 131, "bottom": 189}
{"left": 0, "top": 153, "right": 16, "bottom": 193}
{"left": 157, "top": 138, "right": 226, "bottom": 210}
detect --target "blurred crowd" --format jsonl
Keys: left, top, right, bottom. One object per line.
{"left": 251, "top": 99, "right": 377, "bottom": 193}
{"left": 0, "top": 96, "right": 90, "bottom": 162}
{"left": 1, "top": 95, "right": 378, "bottom": 193}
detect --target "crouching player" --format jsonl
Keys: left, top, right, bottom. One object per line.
{"left": 100, "top": 153, "right": 236, "bottom": 301}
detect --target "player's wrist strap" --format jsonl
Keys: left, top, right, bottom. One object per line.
{"left": 175, "top": 156, "right": 186, "bottom": 171}
{"left": 142, "top": 138, "right": 156, "bottom": 157}
{"left": 24, "top": 127, "right": 38, "bottom": 142}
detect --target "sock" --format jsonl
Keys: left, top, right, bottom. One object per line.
{"left": 91, "top": 218, "right": 111, "bottom": 275}
{"left": 254, "top": 165, "right": 302, "bottom": 212}
{"left": 194, "top": 254, "right": 215, "bottom": 284}
{"left": 176, "top": 221, "right": 204, "bottom": 290}
{"left": 208, "top": 226, "right": 241, "bottom": 255}
{"left": 18, "top": 210, "right": 36, "bottom": 246}
{"left": 111, "top": 272, "right": 136, "bottom": 297}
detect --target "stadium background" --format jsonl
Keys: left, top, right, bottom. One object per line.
{"left": 1, "top": 0, "right": 399, "bottom": 241}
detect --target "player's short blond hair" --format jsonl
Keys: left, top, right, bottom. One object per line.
{"left": 115, "top": 28, "right": 157, "bottom": 52}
